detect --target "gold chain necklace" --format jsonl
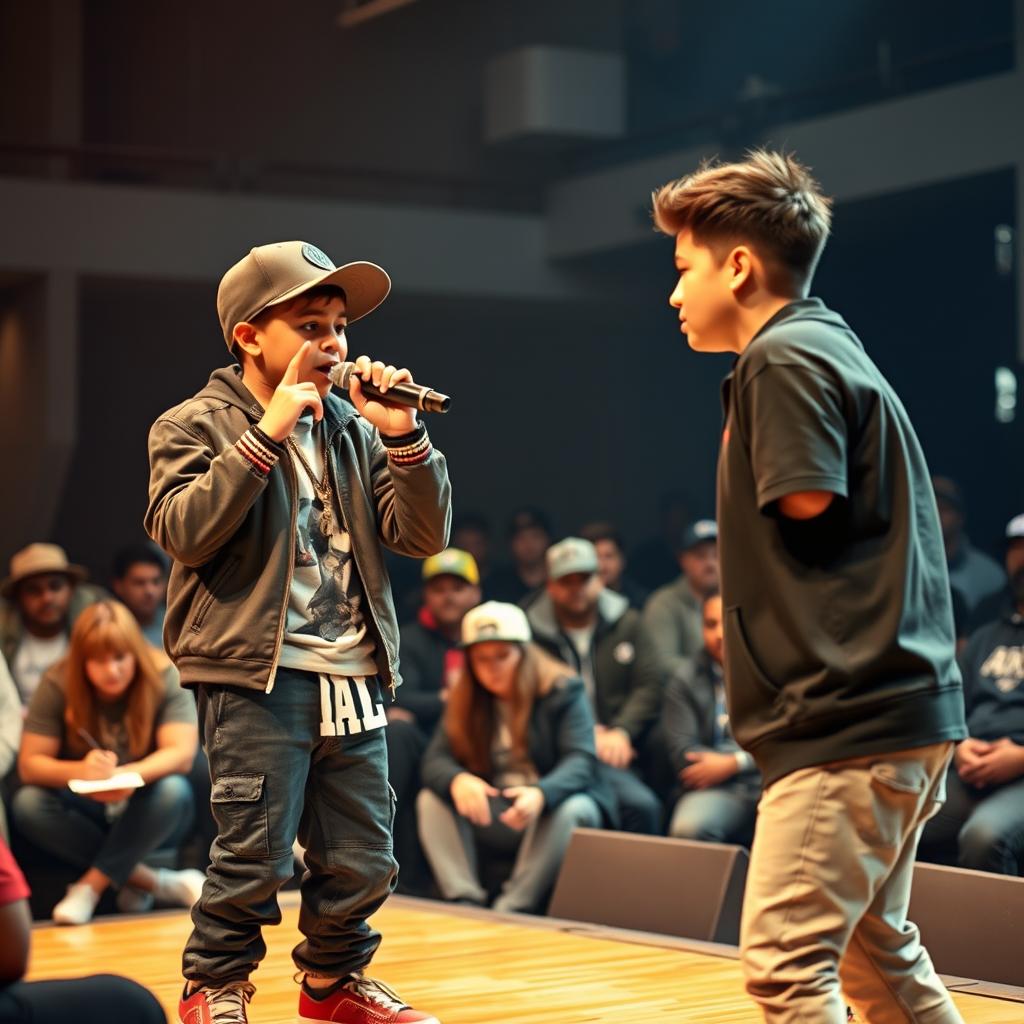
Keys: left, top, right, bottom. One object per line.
{"left": 286, "top": 432, "right": 335, "bottom": 537}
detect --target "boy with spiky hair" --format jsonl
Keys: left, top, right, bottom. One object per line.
{"left": 147, "top": 241, "right": 448, "bottom": 1024}
{"left": 653, "top": 153, "right": 966, "bottom": 1023}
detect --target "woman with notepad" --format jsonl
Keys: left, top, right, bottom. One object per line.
{"left": 12, "top": 601, "right": 202, "bottom": 924}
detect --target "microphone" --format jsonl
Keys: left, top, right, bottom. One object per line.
{"left": 327, "top": 362, "right": 451, "bottom": 414}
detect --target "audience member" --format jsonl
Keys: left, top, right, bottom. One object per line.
{"left": 919, "top": 513, "right": 1024, "bottom": 875}
{"left": 642, "top": 519, "right": 719, "bottom": 677}
{"left": 417, "top": 602, "right": 608, "bottom": 912}
{"left": 110, "top": 543, "right": 168, "bottom": 651}
{"left": 932, "top": 476, "right": 1005, "bottom": 617}
{"left": 527, "top": 538, "right": 663, "bottom": 833}
{"left": 628, "top": 490, "right": 690, "bottom": 591}
{"left": 12, "top": 601, "right": 202, "bottom": 924}
{"left": 487, "top": 507, "right": 551, "bottom": 607}
{"left": 0, "top": 544, "right": 106, "bottom": 706}
{"left": 391, "top": 548, "right": 482, "bottom": 894}
{"left": 579, "top": 522, "right": 649, "bottom": 610}
{"left": 663, "top": 591, "right": 760, "bottom": 844}
{"left": 0, "top": 832, "right": 166, "bottom": 1022}
{"left": 451, "top": 513, "right": 493, "bottom": 587}
{"left": 0, "top": 654, "right": 19, "bottom": 843}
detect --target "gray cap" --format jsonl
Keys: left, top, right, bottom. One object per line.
{"left": 546, "top": 537, "right": 599, "bottom": 581}
{"left": 1006, "top": 513, "right": 1024, "bottom": 541}
{"left": 216, "top": 241, "right": 391, "bottom": 349}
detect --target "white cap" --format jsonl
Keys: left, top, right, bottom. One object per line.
{"left": 1006, "top": 513, "right": 1024, "bottom": 541}
{"left": 461, "top": 601, "right": 532, "bottom": 647}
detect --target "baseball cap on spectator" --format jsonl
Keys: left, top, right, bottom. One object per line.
{"left": 507, "top": 507, "right": 550, "bottom": 538}
{"left": 421, "top": 548, "right": 480, "bottom": 586}
{"left": 546, "top": 537, "right": 599, "bottom": 581}
{"left": 462, "top": 601, "right": 532, "bottom": 646}
{"left": 679, "top": 519, "right": 718, "bottom": 553}
{"left": 1, "top": 543, "right": 87, "bottom": 600}
{"left": 1006, "top": 513, "right": 1024, "bottom": 543}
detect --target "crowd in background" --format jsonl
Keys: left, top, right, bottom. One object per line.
{"left": 1, "top": 472, "right": 1022, "bottom": 930}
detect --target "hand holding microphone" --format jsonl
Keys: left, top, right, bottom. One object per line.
{"left": 328, "top": 359, "right": 450, "bottom": 414}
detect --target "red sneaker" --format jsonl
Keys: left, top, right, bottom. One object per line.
{"left": 178, "top": 981, "right": 255, "bottom": 1024}
{"left": 298, "top": 972, "right": 440, "bottom": 1023}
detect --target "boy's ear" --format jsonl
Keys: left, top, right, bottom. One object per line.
{"left": 232, "top": 321, "right": 261, "bottom": 359}
{"left": 727, "top": 245, "right": 754, "bottom": 293}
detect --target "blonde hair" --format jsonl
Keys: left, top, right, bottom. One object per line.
{"left": 444, "top": 642, "right": 575, "bottom": 777}
{"left": 652, "top": 149, "right": 833, "bottom": 291}
{"left": 63, "top": 601, "right": 165, "bottom": 761}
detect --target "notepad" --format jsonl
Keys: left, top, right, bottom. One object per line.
{"left": 68, "top": 772, "right": 145, "bottom": 795}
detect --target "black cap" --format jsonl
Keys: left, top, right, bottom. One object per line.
{"left": 679, "top": 518, "right": 717, "bottom": 552}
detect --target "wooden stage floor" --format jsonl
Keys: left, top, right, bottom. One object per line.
{"left": 25, "top": 894, "right": 1024, "bottom": 1023}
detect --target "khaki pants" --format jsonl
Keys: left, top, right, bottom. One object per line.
{"left": 740, "top": 742, "right": 965, "bottom": 1024}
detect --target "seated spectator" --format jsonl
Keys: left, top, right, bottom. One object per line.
{"left": 110, "top": 543, "right": 168, "bottom": 651}
{"left": 452, "top": 513, "right": 493, "bottom": 587}
{"left": 642, "top": 519, "right": 719, "bottom": 678}
{"left": 0, "top": 544, "right": 107, "bottom": 706}
{"left": 0, "top": 654, "right": 20, "bottom": 842}
{"left": 391, "top": 548, "right": 482, "bottom": 894}
{"left": 663, "top": 591, "right": 759, "bottom": 845}
{"left": 579, "top": 521, "right": 649, "bottom": 610}
{"left": 527, "top": 538, "right": 664, "bottom": 834}
{"left": 933, "top": 476, "right": 1006, "bottom": 618}
{"left": 487, "top": 507, "right": 551, "bottom": 607}
{"left": 417, "top": 602, "right": 609, "bottom": 912}
{"left": 919, "top": 513, "right": 1024, "bottom": 875}
{"left": 12, "top": 601, "right": 202, "bottom": 924}
{"left": 0, "top": 832, "right": 165, "bottom": 1022}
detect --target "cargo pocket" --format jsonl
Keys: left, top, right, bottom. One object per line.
{"left": 210, "top": 773, "right": 269, "bottom": 859}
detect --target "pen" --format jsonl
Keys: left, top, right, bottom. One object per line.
{"left": 77, "top": 727, "right": 102, "bottom": 750}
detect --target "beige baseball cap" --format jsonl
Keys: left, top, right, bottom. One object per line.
{"left": 217, "top": 241, "right": 391, "bottom": 349}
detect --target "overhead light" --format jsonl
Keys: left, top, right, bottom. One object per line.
{"left": 337, "top": 0, "right": 418, "bottom": 28}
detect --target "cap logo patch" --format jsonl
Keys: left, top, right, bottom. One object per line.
{"left": 301, "top": 243, "right": 335, "bottom": 271}
{"left": 476, "top": 621, "right": 500, "bottom": 637}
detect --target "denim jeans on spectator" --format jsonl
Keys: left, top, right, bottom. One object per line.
{"left": 918, "top": 767, "right": 1024, "bottom": 875}
{"left": 599, "top": 763, "right": 662, "bottom": 834}
{"left": 11, "top": 775, "right": 194, "bottom": 887}
{"left": 183, "top": 669, "right": 397, "bottom": 986}
{"left": 668, "top": 783, "right": 760, "bottom": 846}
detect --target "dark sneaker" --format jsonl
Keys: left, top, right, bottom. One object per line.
{"left": 298, "top": 972, "right": 439, "bottom": 1023}
{"left": 178, "top": 981, "right": 255, "bottom": 1024}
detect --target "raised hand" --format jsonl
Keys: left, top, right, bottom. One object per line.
{"left": 257, "top": 341, "right": 325, "bottom": 442}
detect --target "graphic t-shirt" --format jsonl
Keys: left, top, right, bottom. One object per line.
{"left": 278, "top": 414, "right": 378, "bottom": 678}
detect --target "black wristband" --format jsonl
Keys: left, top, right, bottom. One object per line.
{"left": 379, "top": 422, "right": 427, "bottom": 449}
{"left": 250, "top": 423, "right": 286, "bottom": 456}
